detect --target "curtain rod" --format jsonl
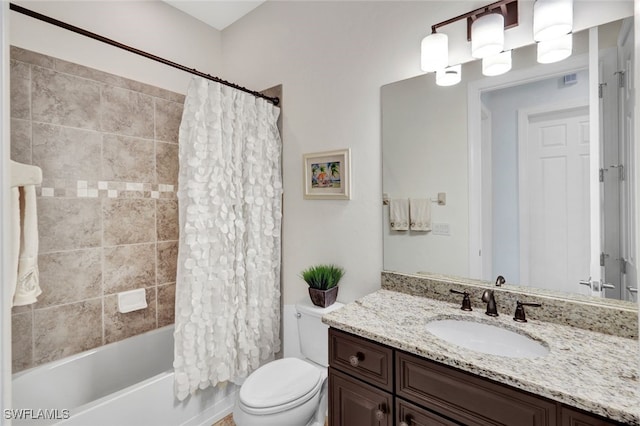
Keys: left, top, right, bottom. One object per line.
{"left": 9, "top": 3, "right": 280, "bottom": 106}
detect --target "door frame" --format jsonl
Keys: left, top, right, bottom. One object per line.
{"left": 468, "top": 53, "right": 590, "bottom": 279}
{"left": 517, "top": 100, "right": 590, "bottom": 289}
{"left": 1, "top": 0, "right": 11, "bottom": 417}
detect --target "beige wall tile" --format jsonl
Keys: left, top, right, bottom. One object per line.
{"left": 11, "top": 46, "right": 54, "bottom": 69}
{"left": 55, "top": 59, "right": 129, "bottom": 91}
{"left": 54, "top": 57, "right": 184, "bottom": 103}
{"left": 103, "top": 199, "right": 155, "bottom": 245}
{"left": 38, "top": 198, "right": 102, "bottom": 253}
{"left": 155, "top": 99, "right": 183, "bottom": 143}
{"left": 12, "top": 312, "right": 33, "bottom": 372}
{"left": 157, "top": 200, "right": 178, "bottom": 241}
{"left": 12, "top": 304, "right": 32, "bottom": 315}
{"left": 100, "top": 86, "right": 154, "bottom": 138}
{"left": 36, "top": 249, "right": 102, "bottom": 308}
{"left": 104, "top": 243, "right": 156, "bottom": 294}
{"left": 156, "top": 142, "right": 179, "bottom": 186}
{"left": 157, "top": 241, "right": 178, "bottom": 285}
{"left": 11, "top": 118, "right": 31, "bottom": 164}
{"left": 102, "top": 134, "right": 154, "bottom": 182}
{"left": 33, "top": 299, "right": 102, "bottom": 365}
{"left": 32, "top": 123, "right": 102, "bottom": 181}
{"left": 31, "top": 66, "right": 100, "bottom": 130}
{"left": 157, "top": 283, "right": 175, "bottom": 327}
{"left": 10, "top": 60, "right": 30, "bottom": 120}
{"left": 13, "top": 47, "right": 188, "bottom": 365}
{"left": 104, "top": 289, "right": 157, "bottom": 344}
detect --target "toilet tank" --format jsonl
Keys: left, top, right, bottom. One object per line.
{"left": 295, "top": 299, "right": 344, "bottom": 367}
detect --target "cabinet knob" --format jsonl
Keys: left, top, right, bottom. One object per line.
{"left": 349, "top": 352, "right": 364, "bottom": 367}
{"left": 399, "top": 422, "right": 409, "bottom": 426}
{"left": 375, "top": 408, "right": 385, "bottom": 421}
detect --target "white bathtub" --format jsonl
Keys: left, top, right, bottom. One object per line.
{"left": 11, "top": 325, "right": 238, "bottom": 426}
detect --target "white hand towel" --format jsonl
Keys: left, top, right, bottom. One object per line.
{"left": 9, "top": 187, "right": 20, "bottom": 305}
{"left": 13, "top": 185, "right": 42, "bottom": 306}
{"left": 389, "top": 199, "right": 409, "bottom": 231}
{"left": 410, "top": 198, "right": 432, "bottom": 232}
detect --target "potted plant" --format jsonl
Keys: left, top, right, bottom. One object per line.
{"left": 300, "top": 264, "right": 345, "bottom": 308}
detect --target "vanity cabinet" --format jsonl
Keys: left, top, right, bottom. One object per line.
{"left": 329, "top": 328, "right": 394, "bottom": 425}
{"left": 397, "top": 351, "right": 556, "bottom": 426}
{"left": 329, "top": 368, "right": 393, "bottom": 426}
{"left": 395, "top": 399, "right": 458, "bottom": 426}
{"left": 328, "top": 328, "right": 624, "bottom": 426}
{"left": 560, "top": 407, "right": 623, "bottom": 426}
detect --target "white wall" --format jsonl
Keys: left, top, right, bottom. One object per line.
{"left": 221, "top": 1, "right": 634, "bottom": 304}
{"left": 10, "top": 1, "right": 223, "bottom": 94}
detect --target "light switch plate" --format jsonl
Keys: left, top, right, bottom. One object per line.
{"left": 432, "top": 222, "right": 450, "bottom": 236}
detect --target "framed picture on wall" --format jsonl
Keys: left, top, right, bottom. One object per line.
{"left": 303, "top": 149, "right": 351, "bottom": 200}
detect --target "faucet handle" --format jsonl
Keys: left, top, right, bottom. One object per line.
{"left": 450, "top": 289, "right": 472, "bottom": 311}
{"left": 513, "top": 301, "right": 541, "bottom": 323}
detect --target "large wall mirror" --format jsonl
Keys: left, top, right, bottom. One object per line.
{"left": 382, "top": 9, "right": 637, "bottom": 307}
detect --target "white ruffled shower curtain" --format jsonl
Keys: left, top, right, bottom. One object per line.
{"left": 174, "top": 77, "right": 283, "bottom": 401}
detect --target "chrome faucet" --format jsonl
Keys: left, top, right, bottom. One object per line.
{"left": 481, "top": 289, "right": 498, "bottom": 317}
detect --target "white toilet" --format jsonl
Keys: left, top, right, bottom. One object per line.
{"left": 233, "top": 300, "right": 344, "bottom": 426}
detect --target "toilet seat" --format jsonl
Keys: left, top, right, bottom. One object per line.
{"left": 238, "top": 358, "right": 324, "bottom": 415}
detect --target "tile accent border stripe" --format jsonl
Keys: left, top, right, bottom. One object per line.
{"left": 37, "top": 180, "right": 176, "bottom": 199}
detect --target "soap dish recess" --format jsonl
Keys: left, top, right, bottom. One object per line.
{"left": 118, "top": 288, "right": 148, "bottom": 313}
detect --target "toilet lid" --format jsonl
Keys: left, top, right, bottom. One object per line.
{"left": 239, "top": 358, "right": 323, "bottom": 409}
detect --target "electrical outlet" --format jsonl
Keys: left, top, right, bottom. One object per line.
{"left": 432, "top": 222, "right": 450, "bottom": 236}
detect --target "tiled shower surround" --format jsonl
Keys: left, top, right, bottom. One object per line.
{"left": 10, "top": 46, "right": 184, "bottom": 372}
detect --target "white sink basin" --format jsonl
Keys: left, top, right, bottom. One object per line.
{"left": 425, "top": 319, "right": 549, "bottom": 358}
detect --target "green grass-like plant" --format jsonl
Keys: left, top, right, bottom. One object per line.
{"left": 300, "top": 264, "right": 345, "bottom": 290}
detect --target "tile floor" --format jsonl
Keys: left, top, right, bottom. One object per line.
{"left": 212, "top": 414, "right": 329, "bottom": 426}
{"left": 212, "top": 414, "right": 235, "bottom": 426}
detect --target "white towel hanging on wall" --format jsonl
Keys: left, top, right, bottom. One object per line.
{"left": 389, "top": 199, "right": 409, "bottom": 231}
{"left": 410, "top": 198, "right": 432, "bottom": 232}
{"left": 10, "top": 161, "right": 43, "bottom": 306}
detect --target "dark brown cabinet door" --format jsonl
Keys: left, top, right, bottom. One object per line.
{"left": 561, "top": 407, "right": 623, "bottom": 426}
{"left": 396, "top": 352, "right": 557, "bottom": 426}
{"left": 396, "top": 398, "right": 460, "bottom": 426}
{"left": 329, "top": 368, "right": 392, "bottom": 426}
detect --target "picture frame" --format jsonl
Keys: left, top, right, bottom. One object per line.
{"left": 303, "top": 149, "right": 351, "bottom": 200}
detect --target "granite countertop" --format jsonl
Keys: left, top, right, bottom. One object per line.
{"left": 322, "top": 289, "right": 640, "bottom": 425}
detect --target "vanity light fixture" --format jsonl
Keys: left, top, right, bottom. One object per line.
{"left": 436, "top": 64, "right": 462, "bottom": 86}
{"left": 533, "top": 0, "right": 573, "bottom": 64}
{"left": 482, "top": 50, "right": 512, "bottom": 76}
{"left": 421, "top": 32, "right": 449, "bottom": 72}
{"left": 420, "top": 0, "right": 518, "bottom": 84}
{"left": 471, "top": 12, "right": 505, "bottom": 59}
{"left": 420, "top": 0, "right": 575, "bottom": 83}
{"left": 533, "top": 0, "right": 573, "bottom": 42}
{"left": 537, "top": 32, "right": 573, "bottom": 64}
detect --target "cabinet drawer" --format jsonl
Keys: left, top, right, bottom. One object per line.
{"left": 561, "top": 406, "right": 622, "bottom": 426}
{"left": 396, "top": 398, "right": 460, "bottom": 426}
{"left": 329, "top": 368, "right": 393, "bottom": 426}
{"left": 396, "top": 351, "right": 557, "bottom": 426}
{"left": 329, "top": 328, "right": 393, "bottom": 392}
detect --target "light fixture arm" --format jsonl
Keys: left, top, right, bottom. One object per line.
{"left": 429, "top": 0, "right": 518, "bottom": 41}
